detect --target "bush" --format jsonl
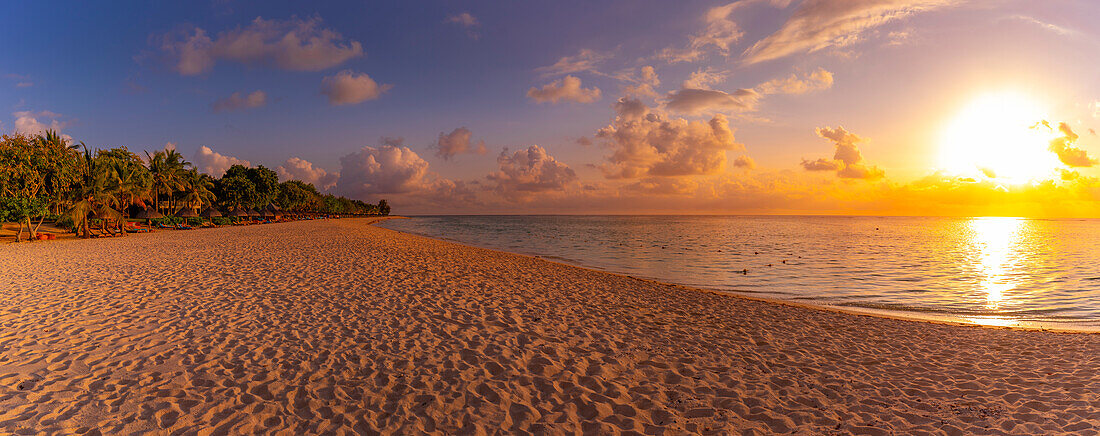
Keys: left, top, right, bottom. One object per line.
{"left": 55, "top": 214, "right": 75, "bottom": 230}
{"left": 187, "top": 217, "right": 203, "bottom": 226}
{"left": 212, "top": 216, "right": 235, "bottom": 226}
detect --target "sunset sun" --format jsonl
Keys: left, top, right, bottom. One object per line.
{"left": 938, "top": 92, "right": 1060, "bottom": 184}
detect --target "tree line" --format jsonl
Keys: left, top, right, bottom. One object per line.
{"left": 0, "top": 131, "right": 389, "bottom": 241}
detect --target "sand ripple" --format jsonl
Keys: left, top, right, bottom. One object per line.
{"left": 1, "top": 219, "right": 1098, "bottom": 434}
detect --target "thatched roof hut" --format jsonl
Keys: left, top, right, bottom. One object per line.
{"left": 134, "top": 208, "right": 164, "bottom": 219}
{"left": 200, "top": 207, "right": 222, "bottom": 218}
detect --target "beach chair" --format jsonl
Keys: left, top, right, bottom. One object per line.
{"left": 175, "top": 223, "right": 193, "bottom": 230}
{"left": 155, "top": 223, "right": 174, "bottom": 229}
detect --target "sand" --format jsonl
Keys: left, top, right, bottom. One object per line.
{"left": 1, "top": 218, "right": 1098, "bottom": 435}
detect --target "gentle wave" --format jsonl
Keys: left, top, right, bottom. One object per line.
{"left": 381, "top": 215, "right": 1100, "bottom": 327}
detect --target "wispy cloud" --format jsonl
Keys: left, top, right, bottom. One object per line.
{"left": 743, "top": 0, "right": 959, "bottom": 64}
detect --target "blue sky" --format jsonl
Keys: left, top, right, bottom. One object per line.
{"left": 4, "top": 0, "right": 1100, "bottom": 215}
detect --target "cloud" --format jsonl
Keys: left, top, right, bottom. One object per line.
{"left": 320, "top": 70, "right": 391, "bottom": 105}
{"left": 487, "top": 145, "right": 577, "bottom": 201}
{"left": 445, "top": 12, "right": 479, "bottom": 27}
{"left": 211, "top": 90, "right": 267, "bottom": 112}
{"left": 158, "top": 16, "right": 363, "bottom": 75}
{"left": 335, "top": 143, "right": 432, "bottom": 197}
{"left": 276, "top": 157, "right": 339, "bottom": 191}
{"left": 596, "top": 98, "right": 744, "bottom": 178}
{"left": 743, "top": 0, "right": 957, "bottom": 64}
{"left": 663, "top": 88, "right": 760, "bottom": 115}
{"left": 380, "top": 136, "right": 405, "bottom": 146}
{"left": 654, "top": 0, "right": 791, "bottom": 63}
{"left": 193, "top": 145, "right": 250, "bottom": 176}
{"left": 1007, "top": 15, "right": 1075, "bottom": 36}
{"left": 15, "top": 82, "right": 32, "bottom": 88}
{"left": 621, "top": 66, "right": 661, "bottom": 97}
{"left": 1048, "top": 122, "right": 1097, "bottom": 167}
{"left": 682, "top": 67, "right": 728, "bottom": 90}
{"left": 535, "top": 49, "right": 609, "bottom": 77}
{"left": 801, "top": 126, "right": 884, "bottom": 180}
{"left": 436, "top": 127, "right": 488, "bottom": 160}
{"left": 12, "top": 111, "right": 71, "bottom": 141}
{"left": 756, "top": 68, "right": 834, "bottom": 94}
{"left": 445, "top": 12, "right": 480, "bottom": 39}
{"left": 734, "top": 155, "right": 756, "bottom": 169}
{"left": 527, "top": 75, "right": 601, "bottom": 104}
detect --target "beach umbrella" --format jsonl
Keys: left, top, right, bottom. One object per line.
{"left": 176, "top": 208, "right": 199, "bottom": 218}
{"left": 200, "top": 207, "right": 222, "bottom": 218}
{"left": 134, "top": 208, "right": 164, "bottom": 219}
{"left": 228, "top": 208, "right": 250, "bottom": 218}
{"left": 260, "top": 209, "right": 275, "bottom": 219}
{"left": 247, "top": 209, "right": 260, "bottom": 218}
{"left": 265, "top": 203, "right": 281, "bottom": 212}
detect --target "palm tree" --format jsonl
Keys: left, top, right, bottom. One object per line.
{"left": 178, "top": 169, "right": 215, "bottom": 214}
{"left": 145, "top": 150, "right": 188, "bottom": 214}
{"left": 68, "top": 145, "right": 123, "bottom": 238}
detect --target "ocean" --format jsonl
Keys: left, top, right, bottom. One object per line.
{"left": 379, "top": 215, "right": 1100, "bottom": 330}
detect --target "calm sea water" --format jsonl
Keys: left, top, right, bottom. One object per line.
{"left": 380, "top": 215, "right": 1100, "bottom": 330}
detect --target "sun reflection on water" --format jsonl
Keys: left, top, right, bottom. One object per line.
{"left": 969, "top": 217, "right": 1024, "bottom": 310}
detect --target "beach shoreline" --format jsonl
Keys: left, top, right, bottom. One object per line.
{"left": 2, "top": 218, "right": 1098, "bottom": 434}
{"left": 371, "top": 218, "right": 1100, "bottom": 334}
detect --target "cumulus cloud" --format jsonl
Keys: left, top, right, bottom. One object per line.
{"left": 756, "top": 68, "right": 834, "bottom": 94}
{"left": 527, "top": 75, "right": 601, "bottom": 104}
{"left": 801, "top": 126, "right": 884, "bottom": 180}
{"left": 211, "top": 90, "right": 267, "bottom": 112}
{"left": 743, "top": 0, "right": 957, "bottom": 64}
{"left": 276, "top": 157, "right": 339, "bottom": 191}
{"left": 487, "top": 145, "right": 577, "bottom": 201}
{"left": 193, "top": 145, "right": 250, "bottom": 176}
{"left": 12, "top": 110, "right": 69, "bottom": 138}
{"left": 596, "top": 98, "right": 744, "bottom": 178}
{"left": 321, "top": 70, "right": 391, "bottom": 105}
{"left": 158, "top": 16, "right": 363, "bottom": 75}
{"left": 734, "top": 155, "right": 756, "bottom": 169}
{"left": 335, "top": 144, "right": 432, "bottom": 197}
{"left": 436, "top": 127, "right": 488, "bottom": 160}
{"left": 663, "top": 88, "right": 760, "bottom": 115}
{"left": 535, "top": 49, "right": 609, "bottom": 77}
{"left": 1047, "top": 122, "right": 1097, "bottom": 167}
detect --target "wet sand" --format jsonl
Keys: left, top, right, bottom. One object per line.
{"left": 1, "top": 218, "right": 1098, "bottom": 434}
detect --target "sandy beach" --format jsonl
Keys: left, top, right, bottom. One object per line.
{"left": 1, "top": 218, "right": 1098, "bottom": 435}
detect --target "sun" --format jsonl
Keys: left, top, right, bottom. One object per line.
{"left": 938, "top": 92, "right": 1060, "bottom": 184}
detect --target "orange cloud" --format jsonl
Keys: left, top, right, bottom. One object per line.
{"left": 321, "top": 70, "right": 391, "bottom": 105}
{"left": 1048, "top": 122, "right": 1097, "bottom": 167}
{"left": 436, "top": 127, "right": 488, "bottom": 160}
{"left": 487, "top": 145, "right": 577, "bottom": 201}
{"left": 527, "top": 76, "right": 601, "bottom": 104}
{"left": 596, "top": 98, "right": 744, "bottom": 178}
{"left": 801, "top": 126, "right": 884, "bottom": 180}
{"left": 743, "top": 0, "right": 957, "bottom": 64}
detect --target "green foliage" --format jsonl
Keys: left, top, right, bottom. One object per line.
{"left": 1, "top": 130, "right": 392, "bottom": 241}
{"left": 378, "top": 199, "right": 390, "bottom": 216}
{"left": 212, "top": 216, "right": 235, "bottom": 226}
